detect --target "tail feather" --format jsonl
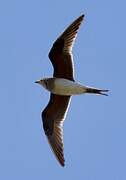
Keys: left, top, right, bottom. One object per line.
{"left": 86, "top": 87, "right": 109, "bottom": 96}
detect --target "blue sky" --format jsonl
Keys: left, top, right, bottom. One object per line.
{"left": 0, "top": 0, "right": 126, "bottom": 179}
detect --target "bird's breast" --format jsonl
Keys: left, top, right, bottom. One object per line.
{"left": 52, "top": 78, "right": 86, "bottom": 96}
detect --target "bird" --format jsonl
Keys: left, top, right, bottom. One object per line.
{"left": 35, "top": 14, "right": 108, "bottom": 167}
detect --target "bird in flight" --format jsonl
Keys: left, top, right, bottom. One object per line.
{"left": 35, "top": 14, "right": 108, "bottom": 167}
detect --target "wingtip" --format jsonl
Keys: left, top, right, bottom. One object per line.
{"left": 58, "top": 154, "right": 65, "bottom": 167}
{"left": 75, "top": 14, "right": 85, "bottom": 25}
{"left": 60, "top": 161, "right": 65, "bottom": 167}
{"left": 80, "top": 14, "right": 85, "bottom": 18}
{"left": 78, "top": 14, "right": 85, "bottom": 20}
{"left": 81, "top": 14, "right": 85, "bottom": 17}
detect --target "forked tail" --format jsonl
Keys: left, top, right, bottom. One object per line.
{"left": 85, "top": 87, "right": 109, "bottom": 96}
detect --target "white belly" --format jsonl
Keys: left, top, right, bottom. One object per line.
{"left": 52, "top": 78, "right": 86, "bottom": 96}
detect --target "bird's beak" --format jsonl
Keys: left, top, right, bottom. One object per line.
{"left": 35, "top": 80, "right": 40, "bottom": 84}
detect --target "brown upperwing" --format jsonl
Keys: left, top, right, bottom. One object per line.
{"left": 42, "top": 15, "right": 84, "bottom": 166}
{"left": 42, "top": 94, "right": 71, "bottom": 166}
{"left": 48, "top": 14, "right": 84, "bottom": 81}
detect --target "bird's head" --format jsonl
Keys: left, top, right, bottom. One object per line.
{"left": 35, "top": 78, "right": 47, "bottom": 89}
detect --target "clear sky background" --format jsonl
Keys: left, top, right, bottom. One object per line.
{"left": 0, "top": 0, "right": 126, "bottom": 179}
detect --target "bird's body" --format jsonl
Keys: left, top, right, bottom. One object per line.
{"left": 37, "top": 77, "right": 108, "bottom": 96}
{"left": 36, "top": 14, "right": 108, "bottom": 167}
{"left": 51, "top": 78, "right": 87, "bottom": 95}
{"left": 38, "top": 77, "right": 86, "bottom": 95}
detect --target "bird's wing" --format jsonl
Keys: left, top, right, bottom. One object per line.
{"left": 42, "top": 94, "right": 71, "bottom": 166}
{"left": 48, "top": 14, "right": 84, "bottom": 81}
